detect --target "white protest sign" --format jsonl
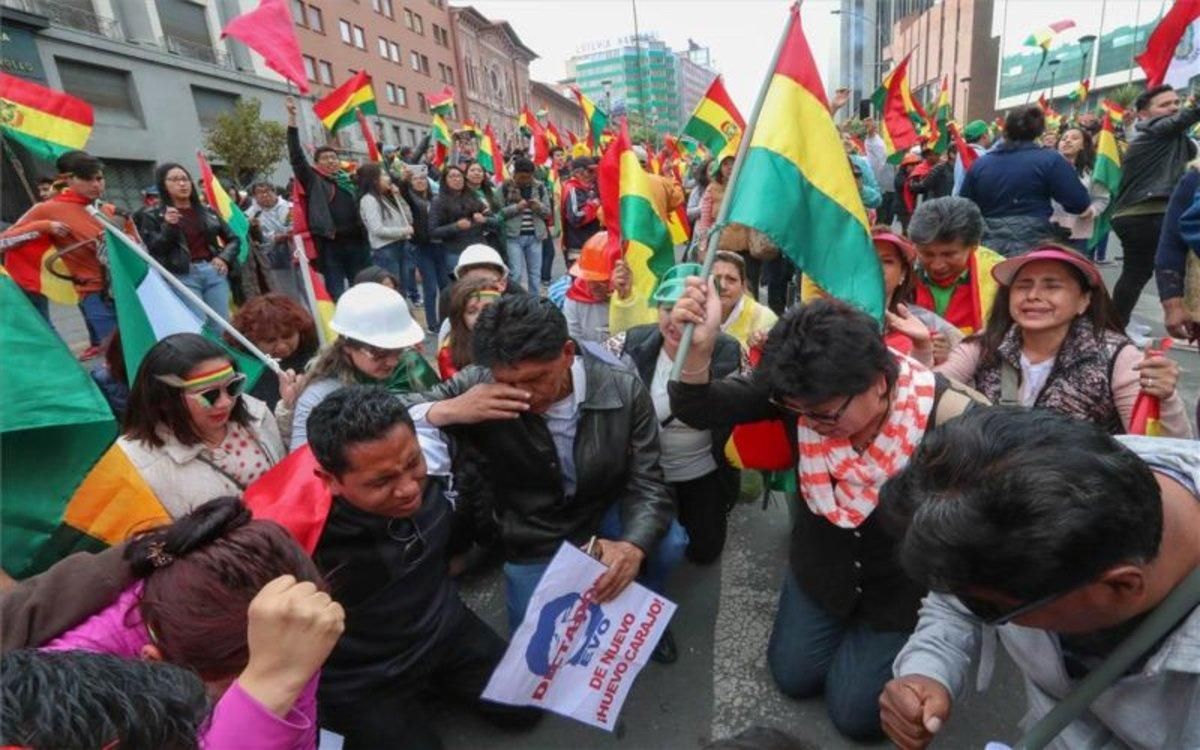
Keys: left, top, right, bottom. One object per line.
{"left": 481, "top": 542, "right": 676, "bottom": 731}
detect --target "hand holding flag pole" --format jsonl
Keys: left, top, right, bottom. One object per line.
{"left": 669, "top": 4, "right": 796, "bottom": 382}
{"left": 86, "top": 207, "right": 286, "bottom": 377}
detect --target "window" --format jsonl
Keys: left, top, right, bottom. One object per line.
{"left": 353, "top": 25, "right": 365, "bottom": 49}
{"left": 385, "top": 82, "right": 396, "bottom": 104}
{"left": 410, "top": 50, "right": 420, "bottom": 70}
{"left": 57, "top": 58, "right": 142, "bottom": 127}
{"left": 396, "top": 86, "right": 407, "bottom": 106}
{"left": 392, "top": 125, "right": 402, "bottom": 143}
{"left": 404, "top": 8, "right": 413, "bottom": 29}
{"left": 380, "top": 0, "right": 393, "bottom": 18}
{"left": 191, "top": 86, "right": 238, "bottom": 131}
{"left": 389, "top": 42, "right": 400, "bottom": 63}
{"left": 446, "top": 67, "right": 454, "bottom": 86}
{"left": 307, "top": 4, "right": 323, "bottom": 32}
{"left": 370, "top": 0, "right": 379, "bottom": 10}
{"left": 292, "top": 0, "right": 306, "bottom": 25}
{"left": 378, "top": 36, "right": 389, "bottom": 58}
{"left": 412, "top": 12, "right": 423, "bottom": 34}
{"left": 156, "top": 0, "right": 212, "bottom": 52}
{"left": 420, "top": 54, "right": 429, "bottom": 74}
{"left": 338, "top": 19, "right": 351, "bottom": 44}
{"left": 302, "top": 54, "right": 316, "bottom": 81}
{"left": 417, "top": 92, "right": 427, "bottom": 113}
{"left": 318, "top": 60, "right": 334, "bottom": 85}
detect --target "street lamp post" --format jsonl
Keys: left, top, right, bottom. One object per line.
{"left": 831, "top": 8, "right": 880, "bottom": 117}
{"left": 1048, "top": 59, "right": 1061, "bottom": 107}
{"left": 1078, "top": 34, "right": 1097, "bottom": 81}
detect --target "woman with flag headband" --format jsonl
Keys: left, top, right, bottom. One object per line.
{"left": 936, "top": 244, "right": 1191, "bottom": 438}
{"left": 137, "top": 162, "right": 243, "bottom": 322}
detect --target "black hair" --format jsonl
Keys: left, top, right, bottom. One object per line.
{"left": 56, "top": 150, "right": 103, "bottom": 179}
{"left": 881, "top": 408, "right": 1163, "bottom": 602}
{"left": 1004, "top": 105, "right": 1045, "bottom": 142}
{"left": 471, "top": 294, "right": 569, "bottom": 368}
{"left": 125, "top": 496, "right": 247, "bottom": 576}
{"left": 122, "top": 333, "right": 251, "bottom": 448}
{"left": 757, "top": 298, "right": 896, "bottom": 403}
{"left": 307, "top": 385, "right": 416, "bottom": 477}
{"left": 250, "top": 181, "right": 276, "bottom": 193}
{"left": 0, "top": 650, "right": 210, "bottom": 750}
{"left": 513, "top": 157, "right": 535, "bottom": 174}
{"left": 355, "top": 162, "right": 402, "bottom": 216}
{"left": 36, "top": 176, "right": 54, "bottom": 187}
{"left": 907, "top": 196, "right": 984, "bottom": 247}
{"left": 314, "top": 145, "right": 338, "bottom": 161}
{"left": 154, "top": 162, "right": 202, "bottom": 211}
{"left": 1135, "top": 84, "right": 1176, "bottom": 112}
{"left": 1059, "top": 126, "right": 1096, "bottom": 176}
{"left": 692, "top": 158, "right": 712, "bottom": 189}
{"left": 354, "top": 264, "right": 399, "bottom": 288}
{"left": 550, "top": 146, "right": 565, "bottom": 158}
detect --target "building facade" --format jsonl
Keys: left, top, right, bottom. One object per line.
{"left": 2, "top": 0, "right": 293, "bottom": 222}
{"left": 447, "top": 5, "right": 537, "bottom": 147}
{"left": 675, "top": 40, "right": 717, "bottom": 122}
{"left": 289, "top": 0, "right": 460, "bottom": 154}
{"left": 570, "top": 34, "right": 682, "bottom": 136}
{"left": 882, "top": 0, "right": 997, "bottom": 122}
{"left": 529, "top": 80, "right": 584, "bottom": 147}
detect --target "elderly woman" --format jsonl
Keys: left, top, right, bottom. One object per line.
{"left": 118, "top": 334, "right": 285, "bottom": 517}
{"left": 667, "top": 285, "right": 983, "bottom": 741}
{"left": 937, "top": 245, "right": 1192, "bottom": 438}
{"left": 604, "top": 266, "right": 744, "bottom": 564}
{"left": 286, "top": 282, "right": 435, "bottom": 447}
{"left": 960, "top": 105, "right": 1091, "bottom": 257}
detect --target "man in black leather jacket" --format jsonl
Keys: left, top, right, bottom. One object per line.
{"left": 403, "top": 295, "right": 683, "bottom": 640}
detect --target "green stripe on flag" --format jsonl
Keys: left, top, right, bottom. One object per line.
{"left": 727, "top": 147, "right": 884, "bottom": 320}
{"left": 105, "top": 227, "right": 162, "bottom": 380}
{"left": 2, "top": 128, "right": 72, "bottom": 162}
{"left": 681, "top": 118, "right": 729, "bottom": 157}
{"left": 619, "top": 194, "right": 674, "bottom": 281}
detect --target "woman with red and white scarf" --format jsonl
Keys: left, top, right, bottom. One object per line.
{"left": 667, "top": 286, "right": 984, "bottom": 742}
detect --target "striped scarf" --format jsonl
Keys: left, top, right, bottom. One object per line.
{"left": 796, "top": 355, "right": 936, "bottom": 528}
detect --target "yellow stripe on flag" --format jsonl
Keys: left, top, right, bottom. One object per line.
{"left": 617, "top": 150, "right": 664, "bottom": 218}
{"left": 321, "top": 86, "right": 375, "bottom": 130}
{"left": 42, "top": 250, "right": 81, "bottom": 305}
{"left": 4, "top": 101, "right": 92, "bottom": 149}
{"left": 750, "top": 74, "right": 869, "bottom": 232}
{"left": 63, "top": 444, "right": 170, "bottom": 545}
{"left": 691, "top": 98, "right": 740, "bottom": 136}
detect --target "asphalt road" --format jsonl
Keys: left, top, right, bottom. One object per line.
{"left": 46, "top": 244, "right": 1198, "bottom": 750}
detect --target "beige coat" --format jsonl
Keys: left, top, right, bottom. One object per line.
{"left": 117, "top": 396, "right": 285, "bottom": 518}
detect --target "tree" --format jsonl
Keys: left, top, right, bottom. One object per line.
{"left": 203, "top": 98, "right": 286, "bottom": 188}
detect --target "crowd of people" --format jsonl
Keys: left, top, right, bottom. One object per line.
{"left": 0, "top": 77, "right": 1198, "bottom": 750}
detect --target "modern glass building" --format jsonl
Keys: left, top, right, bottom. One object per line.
{"left": 570, "top": 33, "right": 682, "bottom": 136}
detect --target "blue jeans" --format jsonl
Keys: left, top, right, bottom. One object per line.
{"left": 79, "top": 292, "right": 116, "bottom": 345}
{"left": 503, "top": 502, "right": 689, "bottom": 633}
{"left": 413, "top": 242, "right": 449, "bottom": 324}
{"left": 766, "top": 571, "right": 911, "bottom": 741}
{"left": 506, "top": 234, "right": 542, "bottom": 294}
{"left": 372, "top": 240, "right": 421, "bottom": 302}
{"left": 178, "top": 261, "right": 231, "bottom": 321}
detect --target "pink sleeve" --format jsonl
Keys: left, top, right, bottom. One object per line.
{"left": 1111, "top": 346, "right": 1195, "bottom": 439}
{"left": 41, "top": 584, "right": 148, "bottom": 657}
{"left": 934, "top": 340, "right": 983, "bottom": 389}
{"left": 202, "top": 673, "right": 318, "bottom": 750}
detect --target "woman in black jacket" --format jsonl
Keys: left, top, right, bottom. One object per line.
{"left": 138, "top": 163, "right": 241, "bottom": 320}
{"left": 428, "top": 164, "right": 487, "bottom": 270}
{"left": 399, "top": 165, "right": 446, "bottom": 326}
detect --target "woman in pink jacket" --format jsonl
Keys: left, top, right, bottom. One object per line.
{"left": 41, "top": 497, "right": 344, "bottom": 750}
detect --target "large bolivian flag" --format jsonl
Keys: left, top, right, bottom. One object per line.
{"left": 0, "top": 72, "right": 93, "bottom": 161}
{"left": 724, "top": 4, "right": 884, "bottom": 322}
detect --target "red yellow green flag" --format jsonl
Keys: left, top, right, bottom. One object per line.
{"left": 430, "top": 113, "right": 452, "bottom": 168}
{"left": 571, "top": 87, "right": 609, "bottom": 155}
{"left": 1069, "top": 78, "right": 1091, "bottom": 102}
{"left": 355, "top": 108, "right": 381, "bottom": 162}
{"left": 0, "top": 71, "right": 94, "bottom": 161}
{"left": 930, "top": 76, "right": 951, "bottom": 153}
{"left": 1089, "top": 113, "right": 1122, "bottom": 250}
{"left": 313, "top": 70, "right": 376, "bottom": 131}
{"left": 479, "top": 124, "right": 507, "bottom": 184}
{"left": 427, "top": 85, "right": 455, "bottom": 117}
{"left": 1129, "top": 340, "right": 1173, "bottom": 435}
{"left": 725, "top": 3, "right": 883, "bottom": 321}
{"left": 874, "top": 53, "right": 924, "bottom": 163}
{"left": 682, "top": 75, "right": 746, "bottom": 157}
{"left": 196, "top": 151, "right": 251, "bottom": 263}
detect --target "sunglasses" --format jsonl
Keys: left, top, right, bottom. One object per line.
{"left": 183, "top": 374, "right": 247, "bottom": 408}
{"left": 770, "top": 392, "right": 855, "bottom": 424}
{"left": 350, "top": 340, "right": 405, "bottom": 363}
{"left": 955, "top": 587, "right": 1072, "bottom": 627}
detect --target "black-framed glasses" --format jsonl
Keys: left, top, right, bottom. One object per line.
{"left": 955, "top": 588, "right": 1072, "bottom": 627}
{"left": 184, "top": 374, "right": 247, "bottom": 408}
{"left": 386, "top": 518, "right": 426, "bottom": 565}
{"left": 770, "top": 392, "right": 856, "bottom": 424}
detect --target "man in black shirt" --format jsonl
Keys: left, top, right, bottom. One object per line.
{"left": 306, "top": 386, "right": 539, "bottom": 749}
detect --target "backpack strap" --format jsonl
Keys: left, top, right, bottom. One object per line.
{"left": 999, "top": 360, "right": 1021, "bottom": 407}
{"left": 929, "top": 375, "right": 989, "bottom": 431}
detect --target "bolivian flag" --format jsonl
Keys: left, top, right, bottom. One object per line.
{"left": 479, "top": 124, "right": 506, "bottom": 183}
{"left": 1, "top": 270, "right": 166, "bottom": 579}
{"left": 1090, "top": 114, "right": 1121, "bottom": 250}
{"left": 1129, "top": 340, "right": 1173, "bottom": 436}
{"left": 431, "top": 113, "right": 452, "bottom": 168}
{"left": 682, "top": 75, "right": 746, "bottom": 158}
{"left": 571, "top": 87, "right": 609, "bottom": 155}
{"left": 874, "top": 52, "right": 924, "bottom": 163}
{"left": 197, "top": 151, "right": 251, "bottom": 263}
{"left": 313, "top": 70, "right": 376, "bottom": 132}
{"left": 725, "top": 4, "right": 884, "bottom": 322}
{"left": 0, "top": 72, "right": 93, "bottom": 161}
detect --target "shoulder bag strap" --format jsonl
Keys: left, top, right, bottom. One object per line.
{"left": 999, "top": 360, "right": 1021, "bottom": 407}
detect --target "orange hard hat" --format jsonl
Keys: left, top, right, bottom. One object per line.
{"left": 570, "top": 231, "right": 613, "bottom": 282}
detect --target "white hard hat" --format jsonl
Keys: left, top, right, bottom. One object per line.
{"left": 454, "top": 243, "right": 509, "bottom": 278}
{"left": 632, "top": 144, "right": 649, "bottom": 163}
{"left": 330, "top": 282, "right": 425, "bottom": 349}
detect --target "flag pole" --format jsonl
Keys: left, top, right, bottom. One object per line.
{"left": 670, "top": 2, "right": 797, "bottom": 381}
{"left": 87, "top": 207, "right": 286, "bottom": 376}
{"left": 293, "top": 234, "right": 328, "bottom": 347}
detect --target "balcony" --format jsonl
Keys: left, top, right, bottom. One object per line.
{"left": 163, "top": 34, "right": 229, "bottom": 68}
{"left": 2, "top": 0, "right": 123, "bottom": 40}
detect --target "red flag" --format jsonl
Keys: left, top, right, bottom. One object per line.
{"left": 1037, "top": 93, "right": 1050, "bottom": 113}
{"left": 221, "top": 0, "right": 309, "bottom": 94}
{"left": 521, "top": 106, "right": 548, "bottom": 164}
{"left": 596, "top": 122, "right": 624, "bottom": 259}
{"left": 355, "top": 108, "right": 381, "bottom": 162}
{"left": 948, "top": 121, "right": 977, "bottom": 171}
{"left": 566, "top": 129, "right": 580, "bottom": 147}
{"left": 290, "top": 179, "right": 318, "bottom": 258}
{"left": 1136, "top": 0, "right": 1200, "bottom": 88}
{"left": 1128, "top": 339, "right": 1175, "bottom": 435}
{"left": 244, "top": 446, "right": 331, "bottom": 554}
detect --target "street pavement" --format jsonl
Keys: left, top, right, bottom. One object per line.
{"left": 45, "top": 245, "right": 1198, "bottom": 749}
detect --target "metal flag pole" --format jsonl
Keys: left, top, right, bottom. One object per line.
{"left": 293, "top": 234, "right": 328, "bottom": 347}
{"left": 87, "top": 207, "right": 285, "bottom": 376}
{"left": 669, "top": 1, "right": 797, "bottom": 381}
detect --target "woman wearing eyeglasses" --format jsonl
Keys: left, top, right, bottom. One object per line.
{"left": 667, "top": 289, "right": 985, "bottom": 742}
{"left": 118, "top": 333, "right": 284, "bottom": 518}
{"left": 286, "top": 282, "right": 438, "bottom": 448}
